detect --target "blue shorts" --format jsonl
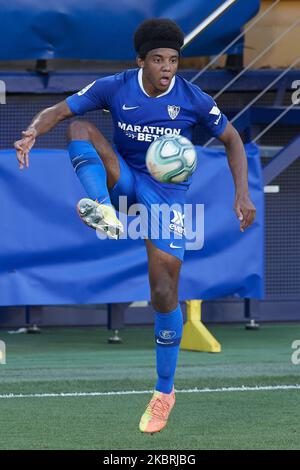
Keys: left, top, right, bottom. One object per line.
{"left": 109, "top": 150, "right": 188, "bottom": 261}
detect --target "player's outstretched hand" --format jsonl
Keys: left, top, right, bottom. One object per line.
{"left": 234, "top": 195, "right": 256, "bottom": 232}
{"left": 14, "top": 129, "right": 37, "bottom": 170}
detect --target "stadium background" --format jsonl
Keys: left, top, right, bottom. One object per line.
{"left": 0, "top": 0, "right": 299, "bottom": 451}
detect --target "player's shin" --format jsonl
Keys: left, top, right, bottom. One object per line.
{"left": 68, "top": 140, "right": 112, "bottom": 206}
{"left": 155, "top": 304, "right": 183, "bottom": 393}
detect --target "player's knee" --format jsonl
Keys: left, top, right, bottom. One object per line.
{"left": 151, "top": 281, "right": 177, "bottom": 312}
{"left": 67, "top": 119, "right": 93, "bottom": 141}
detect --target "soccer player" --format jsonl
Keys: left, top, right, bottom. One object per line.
{"left": 14, "top": 18, "right": 256, "bottom": 434}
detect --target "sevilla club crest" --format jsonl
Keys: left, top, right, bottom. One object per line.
{"left": 167, "top": 105, "right": 180, "bottom": 120}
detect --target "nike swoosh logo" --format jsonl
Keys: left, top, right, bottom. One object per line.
{"left": 122, "top": 104, "right": 140, "bottom": 110}
{"left": 170, "top": 242, "right": 181, "bottom": 249}
{"left": 156, "top": 339, "right": 174, "bottom": 345}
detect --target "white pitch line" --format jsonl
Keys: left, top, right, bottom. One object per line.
{"left": 0, "top": 384, "right": 299, "bottom": 399}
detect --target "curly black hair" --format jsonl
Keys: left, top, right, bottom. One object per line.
{"left": 134, "top": 18, "right": 184, "bottom": 59}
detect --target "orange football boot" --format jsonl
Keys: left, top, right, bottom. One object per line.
{"left": 139, "top": 387, "right": 175, "bottom": 434}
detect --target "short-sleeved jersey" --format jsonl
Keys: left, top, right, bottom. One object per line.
{"left": 67, "top": 68, "right": 227, "bottom": 178}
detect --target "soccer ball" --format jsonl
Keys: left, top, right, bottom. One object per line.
{"left": 146, "top": 135, "right": 197, "bottom": 183}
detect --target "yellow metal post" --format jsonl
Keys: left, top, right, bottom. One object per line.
{"left": 180, "top": 300, "right": 221, "bottom": 352}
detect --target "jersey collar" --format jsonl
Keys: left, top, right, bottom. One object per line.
{"left": 138, "top": 68, "right": 176, "bottom": 98}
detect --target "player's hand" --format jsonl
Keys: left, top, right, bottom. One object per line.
{"left": 234, "top": 194, "right": 256, "bottom": 232}
{"left": 14, "top": 128, "right": 37, "bottom": 170}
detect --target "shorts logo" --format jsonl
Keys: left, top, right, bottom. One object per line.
{"left": 159, "top": 330, "right": 176, "bottom": 340}
{"left": 169, "top": 210, "right": 185, "bottom": 236}
{"left": 170, "top": 242, "right": 181, "bottom": 249}
{"left": 171, "top": 210, "right": 185, "bottom": 226}
{"left": 168, "top": 105, "right": 180, "bottom": 120}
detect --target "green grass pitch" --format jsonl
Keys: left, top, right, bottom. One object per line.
{"left": 0, "top": 323, "right": 299, "bottom": 450}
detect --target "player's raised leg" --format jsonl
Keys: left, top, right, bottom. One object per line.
{"left": 67, "top": 120, "right": 123, "bottom": 239}
{"left": 139, "top": 240, "right": 183, "bottom": 433}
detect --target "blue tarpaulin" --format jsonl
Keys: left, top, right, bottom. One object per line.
{"left": 0, "top": 144, "right": 264, "bottom": 306}
{"left": 0, "top": 0, "right": 260, "bottom": 60}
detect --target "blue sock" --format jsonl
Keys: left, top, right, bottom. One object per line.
{"left": 155, "top": 304, "right": 183, "bottom": 394}
{"left": 68, "top": 140, "right": 112, "bottom": 205}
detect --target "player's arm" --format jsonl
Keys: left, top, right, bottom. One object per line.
{"left": 218, "top": 121, "right": 256, "bottom": 232}
{"left": 14, "top": 100, "right": 73, "bottom": 170}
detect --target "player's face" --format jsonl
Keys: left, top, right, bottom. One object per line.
{"left": 137, "top": 48, "right": 179, "bottom": 97}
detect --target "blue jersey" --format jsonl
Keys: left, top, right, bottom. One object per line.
{"left": 67, "top": 68, "right": 228, "bottom": 178}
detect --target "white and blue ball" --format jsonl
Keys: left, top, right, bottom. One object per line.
{"left": 146, "top": 135, "right": 197, "bottom": 183}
